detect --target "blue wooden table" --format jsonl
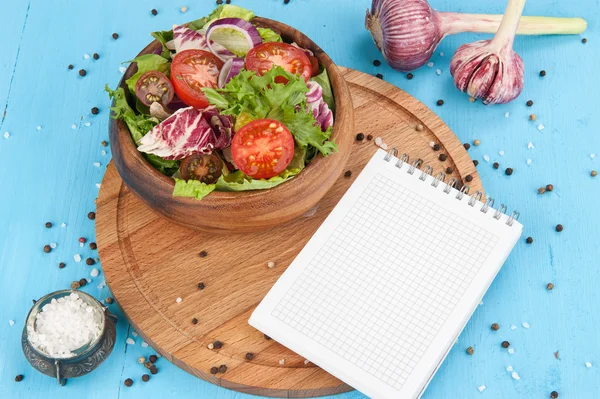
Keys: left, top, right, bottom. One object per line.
{"left": 1, "top": 0, "right": 598, "bottom": 397}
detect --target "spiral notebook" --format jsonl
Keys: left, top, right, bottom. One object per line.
{"left": 249, "top": 148, "right": 522, "bottom": 399}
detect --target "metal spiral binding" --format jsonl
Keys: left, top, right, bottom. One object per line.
{"left": 382, "top": 149, "right": 520, "bottom": 226}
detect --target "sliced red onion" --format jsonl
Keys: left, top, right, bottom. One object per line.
{"left": 291, "top": 42, "right": 314, "bottom": 57}
{"left": 152, "top": 46, "right": 163, "bottom": 55}
{"left": 218, "top": 57, "right": 245, "bottom": 88}
{"left": 306, "top": 81, "right": 323, "bottom": 104}
{"left": 206, "top": 18, "right": 262, "bottom": 60}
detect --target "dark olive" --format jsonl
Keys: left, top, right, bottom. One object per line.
{"left": 180, "top": 154, "right": 223, "bottom": 184}
{"left": 135, "top": 71, "right": 174, "bottom": 107}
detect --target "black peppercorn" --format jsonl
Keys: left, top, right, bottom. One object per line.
{"left": 59, "top": 262, "right": 66, "bottom": 269}
{"left": 501, "top": 341, "right": 510, "bottom": 348}
{"left": 582, "top": 38, "right": 588, "bottom": 43}
{"left": 344, "top": 170, "right": 352, "bottom": 177}
{"left": 546, "top": 184, "right": 554, "bottom": 192}
{"left": 245, "top": 352, "right": 255, "bottom": 360}
{"left": 375, "top": 73, "right": 383, "bottom": 79}
{"left": 356, "top": 133, "right": 364, "bottom": 141}
{"left": 473, "top": 160, "right": 479, "bottom": 166}
{"left": 466, "top": 346, "right": 474, "bottom": 355}
{"left": 438, "top": 154, "right": 447, "bottom": 162}
{"left": 199, "top": 250, "right": 208, "bottom": 258}
{"left": 491, "top": 323, "right": 500, "bottom": 331}
{"left": 216, "top": 0, "right": 223, "bottom": 4}
{"left": 43, "top": 245, "right": 51, "bottom": 253}
{"left": 213, "top": 341, "right": 223, "bottom": 349}
{"left": 547, "top": 282, "right": 555, "bottom": 290}
{"left": 526, "top": 237, "right": 533, "bottom": 244}
{"left": 218, "top": 364, "right": 228, "bottom": 373}
{"left": 445, "top": 167, "right": 453, "bottom": 174}
{"left": 366, "top": 134, "right": 373, "bottom": 141}
{"left": 505, "top": 168, "right": 514, "bottom": 176}
{"left": 15, "top": 374, "right": 24, "bottom": 382}
{"left": 463, "top": 143, "right": 471, "bottom": 150}
{"left": 93, "top": 53, "right": 99, "bottom": 60}
{"left": 556, "top": 224, "right": 563, "bottom": 232}
{"left": 91, "top": 107, "right": 99, "bottom": 115}
{"left": 284, "top": 0, "right": 290, "bottom": 4}
{"left": 89, "top": 242, "right": 97, "bottom": 250}
{"left": 101, "top": 140, "right": 108, "bottom": 147}
{"left": 150, "top": 366, "right": 158, "bottom": 375}
{"left": 79, "top": 69, "right": 87, "bottom": 77}
{"left": 197, "top": 282, "right": 205, "bottom": 290}
{"left": 465, "top": 175, "right": 473, "bottom": 182}
{"left": 45, "top": 222, "right": 52, "bottom": 228}
{"left": 192, "top": 318, "right": 198, "bottom": 325}
{"left": 124, "top": 378, "right": 133, "bottom": 387}
{"left": 68, "top": 64, "right": 74, "bottom": 70}
{"left": 88, "top": 211, "right": 96, "bottom": 220}
{"left": 526, "top": 100, "right": 533, "bottom": 107}
{"left": 142, "top": 374, "right": 150, "bottom": 382}
{"left": 226, "top": 0, "right": 231, "bottom": 3}
{"left": 106, "top": 297, "right": 114, "bottom": 304}
{"left": 373, "top": 60, "right": 381, "bottom": 66}
{"left": 432, "top": 144, "right": 441, "bottom": 151}
{"left": 550, "top": 391, "right": 559, "bottom": 399}
{"left": 86, "top": 258, "right": 95, "bottom": 266}
{"left": 210, "top": 366, "right": 219, "bottom": 374}
{"left": 264, "top": 334, "right": 271, "bottom": 340}
{"left": 406, "top": 73, "right": 413, "bottom": 80}
{"left": 112, "top": 33, "right": 119, "bottom": 39}
{"left": 540, "top": 70, "right": 546, "bottom": 77}
{"left": 436, "top": 99, "right": 444, "bottom": 106}
{"left": 149, "top": 355, "right": 158, "bottom": 363}
{"left": 493, "top": 162, "right": 499, "bottom": 169}
{"left": 79, "top": 278, "right": 87, "bottom": 287}
{"left": 151, "top": 8, "right": 158, "bottom": 15}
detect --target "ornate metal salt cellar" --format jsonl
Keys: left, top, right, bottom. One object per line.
{"left": 21, "top": 289, "right": 117, "bottom": 385}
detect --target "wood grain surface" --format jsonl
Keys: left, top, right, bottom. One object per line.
{"left": 109, "top": 17, "right": 355, "bottom": 234}
{"left": 96, "top": 68, "right": 482, "bottom": 397}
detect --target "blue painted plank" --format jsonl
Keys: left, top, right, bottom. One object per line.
{"left": 0, "top": 0, "right": 598, "bottom": 398}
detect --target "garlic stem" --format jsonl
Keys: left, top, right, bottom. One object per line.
{"left": 441, "top": 12, "right": 587, "bottom": 36}
{"left": 491, "top": 0, "right": 527, "bottom": 51}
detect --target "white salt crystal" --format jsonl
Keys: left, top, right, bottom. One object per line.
{"left": 478, "top": 385, "right": 486, "bottom": 392}
{"left": 79, "top": 242, "right": 84, "bottom": 248}
{"left": 267, "top": 261, "right": 275, "bottom": 269}
{"left": 499, "top": 150, "right": 505, "bottom": 156}
{"left": 119, "top": 66, "right": 127, "bottom": 74}
{"left": 508, "top": 348, "right": 515, "bottom": 354}
{"left": 96, "top": 183, "right": 101, "bottom": 189}
{"left": 436, "top": 69, "right": 441, "bottom": 75}
{"left": 90, "top": 268, "right": 99, "bottom": 277}
{"left": 86, "top": 278, "right": 91, "bottom": 283}
{"left": 74, "top": 254, "right": 82, "bottom": 262}
{"left": 176, "top": 297, "right": 182, "bottom": 303}
{"left": 429, "top": 141, "right": 435, "bottom": 148}
{"left": 483, "top": 155, "right": 490, "bottom": 162}
{"left": 586, "top": 362, "right": 592, "bottom": 368}
{"left": 591, "top": 154, "right": 596, "bottom": 159}
{"left": 126, "top": 338, "right": 135, "bottom": 345}
{"left": 141, "top": 341, "right": 149, "bottom": 348}
{"left": 528, "top": 142, "right": 534, "bottom": 149}
{"left": 61, "top": 222, "right": 67, "bottom": 228}
{"left": 527, "top": 159, "right": 532, "bottom": 165}
{"left": 71, "top": 124, "right": 77, "bottom": 129}
{"left": 207, "top": 343, "right": 214, "bottom": 350}
{"left": 506, "top": 366, "right": 513, "bottom": 372}
{"left": 537, "top": 124, "right": 545, "bottom": 131}
{"left": 181, "top": 6, "right": 188, "bottom": 13}
{"left": 440, "top": 52, "right": 444, "bottom": 56}
{"left": 84, "top": 122, "right": 91, "bottom": 127}
{"left": 522, "top": 322, "right": 530, "bottom": 329}
{"left": 83, "top": 53, "right": 90, "bottom": 59}
{"left": 4, "top": 132, "right": 10, "bottom": 139}
{"left": 49, "top": 242, "right": 57, "bottom": 249}
{"left": 36, "top": 125, "right": 42, "bottom": 131}
{"left": 279, "top": 359, "right": 285, "bottom": 365}
{"left": 9, "top": 320, "right": 15, "bottom": 326}
{"left": 132, "top": 331, "right": 138, "bottom": 337}
{"left": 101, "top": 150, "right": 107, "bottom": 156}
{"left": 511, "top": 324, "right": 517, "bottom": 330}
{"left": 304, "top": 359, "right": 310, "bottom": 365}
{"left": 511, "top": 371, "right": 520, "bottom": 380}
{"left": 427, "top": 62, "right": 434, "bottom": 68}
{"left": 374, "top": 137, "right": 383, "bottom": 146}
{"left": 93, "top": 162, "right": 101, "bottom": 168}
{"left": 505, "top": 112, "right": 510, "bottom": 118}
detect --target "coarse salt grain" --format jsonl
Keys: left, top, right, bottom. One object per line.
{"left": 86, "top": 278, "right": 91, "bottom": 283}
{"left": 508, "top": 348, "right": 515, "bottom": 354}
{"left": 499, "top": 150, "right": 505, "bottom": 156}
{"left": 138, "top": 356, "right": 145, "bottom": 364}
{"left": 83, "top": 54, "right": 90, "bottom": 59}
{"left": 71, "top": 124, "right": 77, "bottom": 129}
{"left": 132, "top": 331, "right": 138, "bottom": 337}
{"left": 511, "top": 324, "right": 517, "bottom": 330}
{"left": 304, "top": 359, "right": 310, "bottom": 365}
{"left": 49, "top": 243, "right": 57, "bottom": 249}
{"left": 79, "top": 242, "right": 84, "bottom": 248}
{"left": 436, "top": 69, "right": 441, "bottom": 75}
{"left": 279, "top": 359, "right": 285, "bottom": 365}
{"left": 506, "top": 366, "right": 513, "bottom": 372}
{"left": 427, "top": 62, "right": 434, "bottom": 67}
{"left": 176, "top": 297, "right": 182, "bottom": 303}
{"left": 511, "top": 371, "right": 520, "bottom": 380}
{"left": 74, "top": 254, "right": 82, "bottom": 262}
{"left": 429, "top": 141, "right": 435, "bottom": 148}
{"left": 3, "top": 132, "right": 9, "bottom": 139}
{"left": 96, "top": 183, "right": 101, "bottom": 188}
{"left": 9, "top": 320, "right": 15, "bottom": 326}
{"left": 90, "top": 268, "right": 99, "bottom": 277}
{"left": 101, "top": 150, "right": 107, "bottom": 156}
{"left": 207, "top": 343, "right": 214, "bottom": 349}
{"left": 141, "top": 341, "right": 149, "bottom": 348}
{"left": 537, "top": 124, "right": 545, "bottom": 131}
{"left": 528, "top": 142, "right": 534, "bottom": 149}
{"left": 84, "top": 122, "right": 91, "bottom": 127}
{"left": 374, "top": 137, "right": 383, "bottom": 146}
{"left": 93, "top": 162, "right": 101, "bottom": 168}
{"left": 478, "top": 385, "right": 486, "bottom": 392}
{"left": 483, "top": 155, "right": 490, "bottom": 162}
{"left": 61, "top": 222, "right": 67, "bottom": 227}
{"left": 181, "top": 6, "right": 188, "bottom": 12}
{"left": 36, "top": 125, "right": 42, "bottom": 131}
{"left": 97, "top": 280, "right": 106, "bottom": 289}
{"left": 522, "top": 322, "right": 530, "bottom": 329}
{"left": 126, "top": 338, "right": 135, "bottom": 345}
{"left": 586, "top": 362, "right": 592, "bottom": 368}
{"left": 27, "top": 292, "right": 102, "bottom": 358}
{"left": 119, "top": 66, "right": 127, "bottom": 74}
{"left": 267, "top": 261, "right": 275, "bottom": 268}
{"left": 527, "top": 159, "right": 532, "bottom": 165}
{"left": 505, "top": 112, "right": 510, "bottom": 118}
{"left": 591, "top": 154, "right": 596, "bottom": 159}
{"left": 440, "top": 52, "right": 444, "bottom": 56}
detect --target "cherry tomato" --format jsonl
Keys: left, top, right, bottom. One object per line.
{"left": 180, "top": 153, "right": 223, "bottom": 184}
{"left": 135, "top": 71, "right": 174, "bottom": 107}
{"left": 245, "top": 42, "right": 312, "bottom": 83}
{"left": 171, "top": 50, "right": 224, "bottom": 109}
{"left": 231, "top": 119, "right": 295, "bottom": 179}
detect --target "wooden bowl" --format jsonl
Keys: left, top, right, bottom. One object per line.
{"left": 109, "top": 17, "right": 354, "bottom": 233}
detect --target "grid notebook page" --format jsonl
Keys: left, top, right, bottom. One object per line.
{"left": 250, "top": 149, "right": 522, "bottom": 399}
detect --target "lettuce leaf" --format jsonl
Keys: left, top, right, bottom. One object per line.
{"left": 310, "top": 69, "right": 335, "bottom": 112}
{"left": 258, "top": 27, "right": 282, "bottom": 43}
{"left": 215, "top": 168, "right": 301, "bottom": 192}
{"left": 124, "top": 54, "right": 170, "bottom": 96}
{"left": 105, "top": 85, "right": 180, "bottom": 175}
{"left": 151, "top": 30, "right": 173, "bottom": 59}
{"left": 202, "top": 67, "right": 336, "bottom": 156}
{"left": 173, "top": 179, "right": 216, "bottom": 200}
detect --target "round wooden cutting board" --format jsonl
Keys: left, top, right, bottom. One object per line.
{"left": 96, "top": 67, "right": 482, "bottom": 397}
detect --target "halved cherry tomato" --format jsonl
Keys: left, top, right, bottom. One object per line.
{"left": 231, "top": 119, "right": 295, "bottom": 179}
{"left": 135, "top": 71, "right": 174, "bottom": 107}
{"left": 245, "top": 42, "right": 312, "bottom": 83}
{"left": 180, "top": 154, "right": 223, "bottom": 184}
{"left": 171, "top": 50, "right": 224, "bottom": 109}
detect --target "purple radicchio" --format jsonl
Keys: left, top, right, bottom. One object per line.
{"left": 172, "top": 25, "right": 233, "bottom": 60}
{"left": 137, "top": 106, "right": 233, "bottom": 160}
{"left": 306, "top": 81, "right": 333, "bottom": 132}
